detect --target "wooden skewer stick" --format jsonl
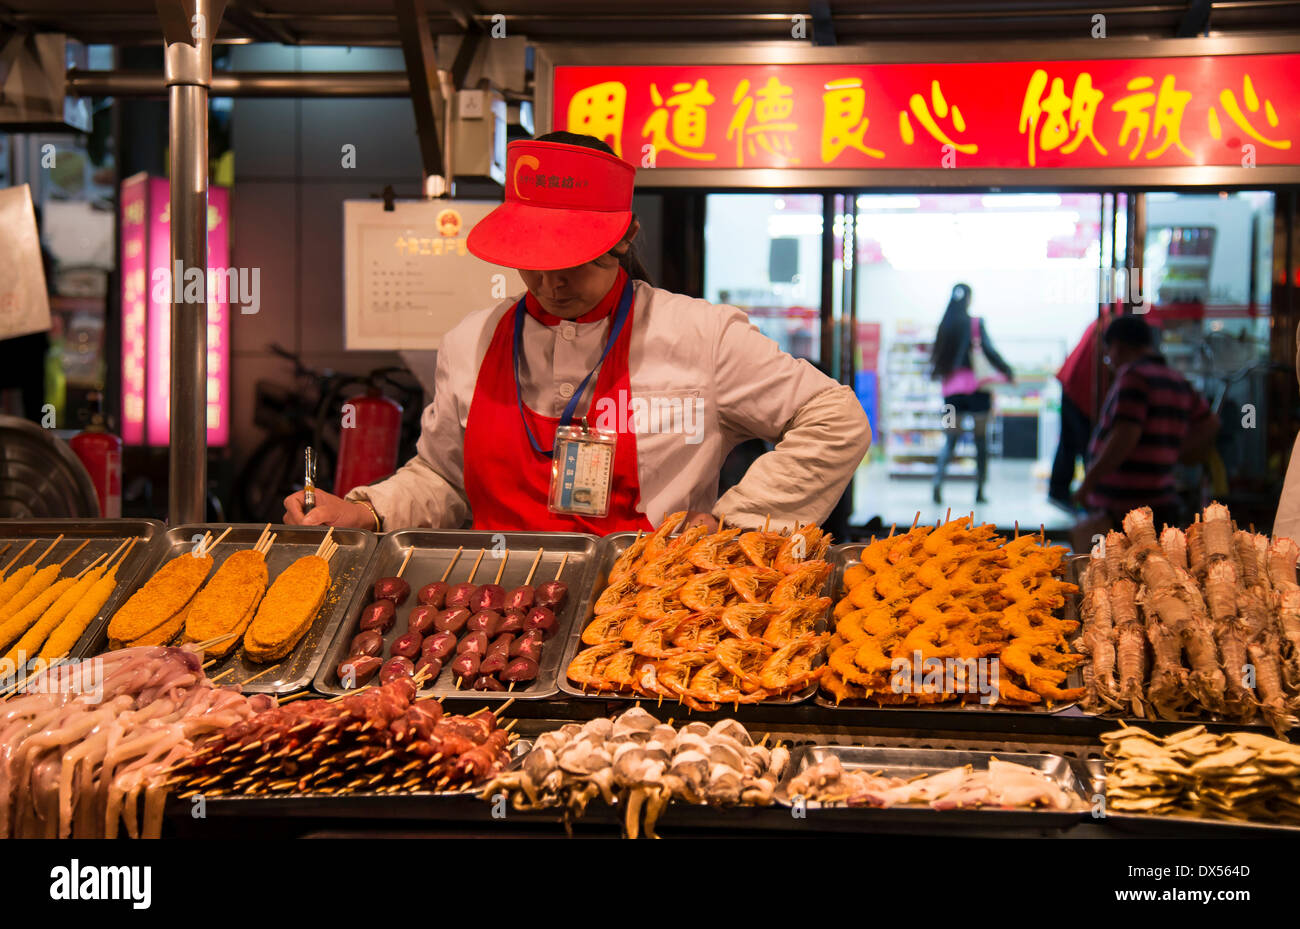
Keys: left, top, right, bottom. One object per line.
{"left": 253, "top": 523, "right": 269, "bottom": 553}
{"left": 313, "top": 526, "right": 335, "bottom": 558}
{"left": 762, "top": 514, "right": 771, "bottom": 532}
{"left": 717, "top": 514, "right": 726, "bottom": 532}
{"left": 278, "top": 690, "right": 316, "bottom": 705}
{"left": 73, "top": 553, "right": 108, "bottom": 581}
{"left": 241, "top": 663, "right": 282, "bottom": 686}
{"left": 208, "top": 526, "right": 234, "bottom": 554}
{"left": 466, "top": 548, "right": 486, "bottom": 583}
{"left": 209, "top": 667, "right": 237, "bottom": 683}
{"left": 493, "top": 697, "right": 516, "bottom": 717}
{"left": 554, "top": 552, "right": 569, "bottom": 581}
{"left": 1014, "top": 520, "right": 1020, "bottom": 539}
{"left": 944, "top": 507, "right": 951, "bottom": 523}
{"left": 99, "top": 537, "right": 130, "bottom": 571}
{"left": 191, "top": 631, "right": 239, "bottom": 651}
{"left": 910, "top": 511, "right": 921, "bottom": 530}
{"left": 0, "top": 541, "right": 36, "bottom": 577}
{"left": 110, "top": 537, "right": 139, "bottom": 570}
{"left": 523, "top": 548, "right": 544, "bottom": 586}
{"left": 493, "top": 550, "right": 508, "bottom": 585}
{"left": 31, "top": 535, "right": 64, "bottom": 568}
{"left": 439, "top": 546, "right": 463, "bottom": 583}
{"left": 395, "top": 545, "right": 414, "bottom": 579}
{"left": 202, "top": 659, "right": 216, "bottom": 670}
{"left": 467, "top": 705, "right": 489, "bottom": 718}
{"left": 0, "top": 543, "right": 9, "bottom": 568}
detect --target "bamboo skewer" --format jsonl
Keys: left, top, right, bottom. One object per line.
{"left": 190, "top": 631, "right": 240, "bottom": 652}
{"left": 523, "top": 548, "right": 544, "bottom": 586}
{"left": 762, "top": 515, "right": 771, "bottom": 532}
{"left": 493, "top": 550, "right": 508, "bottom": 585}
{"left": 209, "top": 667, "right": 237, "bottom": 684}
{"left": 72, "top": 553, "right": 108, "bottom": 581}
{"left": 241, "top": 663, "right": 282, "bottom": 686}
{"left": 493, "top": 697, "right": 516, "bottom": 717}
{"left": 554, "top": 553, "right": 568, "bottom": 581}
{"left": 0, "top": 541, "right": 36, "bottom": 577}
{"left": 31, "top": 536, "right": 64, "bottom": 568}
{"left": 440, "top": 546, "right": 463, "bottom": 583}
{"left": 466, "top": 548, "right": 486, "bottom": 584}
{"left": 313, "top": 527, "right": 335, "bottom": 558}
{"left": 0, "top": 544, "right": 9, "bottom": 568}
{"left": 207, "top": 526, "right": 234, "bottom": 554}
{"left": 395, "top": 546, "right": 414, "bottom": 578}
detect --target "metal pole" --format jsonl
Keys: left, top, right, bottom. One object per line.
{"left": 67, "top": 69, "right": 410, "bottom": 98}
{"left": 159, "top": 0, "right": 226, "bottom": 525}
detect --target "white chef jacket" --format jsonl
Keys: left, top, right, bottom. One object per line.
{"left": 347, "top": 280, "right": 872, "bottom": 530}
{"left": 1275, "top": 322, "right": 1300, "bottom": 541}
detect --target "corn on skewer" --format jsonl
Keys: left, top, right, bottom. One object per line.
{"left": 1, "top": 553, "right": 110, "bottom": 665}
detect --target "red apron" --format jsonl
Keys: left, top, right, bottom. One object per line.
{"left": 462, "top": 289, "right": 654, "bottom": 533}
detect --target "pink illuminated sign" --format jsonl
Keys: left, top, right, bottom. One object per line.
{"left": 119, "top": 175, "right": 230, "bottom": 447}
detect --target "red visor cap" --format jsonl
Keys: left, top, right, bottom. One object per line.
{"left": 467, "top": 140, "right": 636, "bottom": 272}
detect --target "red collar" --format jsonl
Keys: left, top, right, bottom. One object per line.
{"left": 524, "top": 268, "right": 628, "bottom": 326}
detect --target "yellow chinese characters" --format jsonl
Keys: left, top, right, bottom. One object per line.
{"left": 821, "top": 78, "right": 884, "bottom": 162}
{"left": 1111, "top": 74, "right": 1192, "bottom": 160}
{"left": 727, "top": 76, "right": 799, "bottom": 165}
{"left": 899, "top": 80, "right": 977, "bottom": 154}
{"left": 566, "top": 81, "right": 627, "bottom": 157}
{"left": 1208, "top": 74, "right": 1292, "bottom": 150}
{"left": 1019, "top": 69, "right": 1108, "bottom": 166}
{"left": 642, "top": 79, "right": 717, "bottom": 161}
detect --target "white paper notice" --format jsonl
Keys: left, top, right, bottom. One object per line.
{"left": 0, "top": 185, "right": 52, "bottom": 340}
{"left": 343, "top": 199, "right": 522, "bottom": 351}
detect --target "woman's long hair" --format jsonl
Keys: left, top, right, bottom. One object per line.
{"left": 533, "top": 130, "right": 654, "bottom": 284}
{"left": 930, "top": 283, "right": 973, "bottom": 379}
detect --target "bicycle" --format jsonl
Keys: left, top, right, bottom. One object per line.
{"left": 232, "top": 344, "right": 425, "bottom": 522}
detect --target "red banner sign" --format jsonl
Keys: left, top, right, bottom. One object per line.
{"left": 553, "top": 54, "right": 1299, "bottom": 170}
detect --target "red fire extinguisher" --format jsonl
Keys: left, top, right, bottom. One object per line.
{"left": 334, "top": 386, "right": 403, "bottom": 496}
{"left": 69, "top": 412, "right": 123, "bottom": 518}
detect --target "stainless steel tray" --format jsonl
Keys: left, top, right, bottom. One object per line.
{"left": 815, "top": 541, "right": 1081, "bottom": 714}
{"left": 80, "top": 523, "right": 377, "bottom": 695}
{"left": 776, "top": 744, "right": 1089, "bottom": 828}
{"left": 1077, "top": 756, "right": 1300, "bottom": 835}
{"left": 0, "top": 518, "right": 167, "bottom": 681}
{"left": 556, "top": 531, "right": 829, "bottom": 705}
{"left": 313, "top": 530, "right": 600, "bottom": 701}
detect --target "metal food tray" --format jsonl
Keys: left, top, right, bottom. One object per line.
{"left": 313, "top": 530, "right": 600, "bottom": 701}
{"left": 0, "top": 519, "right": 166, "bottom": 679}
{"left": 1077, "top": 756, "right": 1300, "bottom": 835}
{"left": 80, "top": 524, "right": 377, "bottom": 695}
{"left": 556, "top": 531, "right": 829, "bottom": 705}
{"left": 776, "top": 744, "right": 1089, "bottom": 829}
{"left": 814, "top": 541, "right": 1081, "bottom": 714}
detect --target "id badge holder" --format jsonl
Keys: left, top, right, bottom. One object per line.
{"left": 549, "top": 422, "right": 617, "bottom": 518}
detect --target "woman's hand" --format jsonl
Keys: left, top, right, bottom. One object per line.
{"left": 283, "top": 489, "right": 376, "bottom": 529}
{"left": 683, "top": 511, "right": 719, "bottom": 532}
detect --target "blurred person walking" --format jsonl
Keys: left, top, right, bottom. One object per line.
{"left": 929, "top": 284, "right": 1014, "bottom": 504}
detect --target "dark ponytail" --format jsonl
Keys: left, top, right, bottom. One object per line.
{"left": 533, "top": 130, "right": 654, "bottom": 285}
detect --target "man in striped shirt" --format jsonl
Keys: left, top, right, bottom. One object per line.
{"left": 1070, "top": 315, "right": 1219, "bottom": 549}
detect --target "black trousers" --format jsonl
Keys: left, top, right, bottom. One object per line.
{"left": 1049, "top": 393, "right": 1091, "bottom": 503}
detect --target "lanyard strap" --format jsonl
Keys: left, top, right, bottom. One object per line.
{"left": 513, "top": 279, "right": 634, "bottom": 458}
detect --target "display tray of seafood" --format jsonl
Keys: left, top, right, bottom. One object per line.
{"left": 776, "top": 744, "right": 1088, "bottom": 829}
{"left": 818, "top": 515, "right": 1084, "bottom": 713}
{"left": 1077, "top": 724, "right": 1300, "bottom": 834}
{"left": 479, "top": 707, "right": 792, "bottom": 838}
{"left": 314, "top": 530, "right": 600, "bottom": 700}
{"left": 1075, "top": 502, "right": 1300, "bottom": 736}
{"left": 83, "top": 524, "right": 376, "bottom": 695}
{"left": 559, "top": 514, "right": 835, "bottom": 708}
{"left": 0, "top": 519, "right": 164, "bottom": 683}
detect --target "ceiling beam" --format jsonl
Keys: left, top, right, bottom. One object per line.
{"left": 394, "top": 0, "right": 445, "bottom": 181}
